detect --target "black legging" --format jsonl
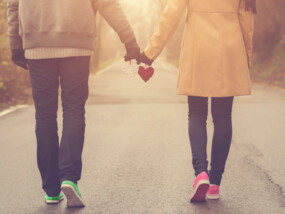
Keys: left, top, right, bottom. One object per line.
{"left": 188, "top": 96, "right": 234, "bottom": 185}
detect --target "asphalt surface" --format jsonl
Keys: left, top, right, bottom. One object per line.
{"left": 0, "top": 59, "right": 285, "bottom": 214}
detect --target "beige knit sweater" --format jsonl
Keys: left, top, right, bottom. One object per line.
{"left": 7, "top": 0, "right": 136, "bottom": 52}
{"left": 25, "top": 48, "right": 93, "bottom": 59}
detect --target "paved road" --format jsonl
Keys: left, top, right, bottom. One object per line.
{"left": 0, "top": 59, "right": 285, "bottom": 214}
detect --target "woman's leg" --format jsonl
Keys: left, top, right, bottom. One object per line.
{"left": 188, "top": 96, "right": 209, "bottom": 176}
{"left": 209, "top": 97, "right": 234, "bottom": 185}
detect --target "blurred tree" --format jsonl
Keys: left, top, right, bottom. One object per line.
{"left": 254, "top": 0, "right": 285, "bottom": 59}
{"left": 251, "top": 0, "right": 285, "bottom": 84}
{"left": 0, "top": 1, "right": 30, "bottom": 106}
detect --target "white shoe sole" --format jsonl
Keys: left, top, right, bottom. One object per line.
{"left": 207, "top": 194, "right": 220, "bottom": 200}
{"left": 61, "top": 184, "right": 85, "bottom": 207}
{"left": 45, "top": 196, "right": 64, "bottom": 204}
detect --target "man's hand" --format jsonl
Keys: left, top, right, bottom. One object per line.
{"left": 124, "top": 39, "right": 140, "bottom": 62}
{"left": 136, "top": 52, "right": 153, "bottom": 66}
{"left": 11, "top": 49, "right": 28, "bottom": 70}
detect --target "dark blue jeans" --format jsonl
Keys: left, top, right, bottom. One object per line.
{"left": 28, "top": 56, "right": 90, "bottom": 197}
{"left": 188, "top": 96, "right": 234, "bottom": 185}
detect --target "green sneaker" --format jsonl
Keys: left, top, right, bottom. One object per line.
{"left": 45, "top": 192, "right": 64, "bottom": 204}
{"left": 61, "top": 181, "right": 85, "bottom": 207}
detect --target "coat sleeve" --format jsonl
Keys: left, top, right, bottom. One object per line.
{"left": 144, "top": 0, "right": 188, "bottom": 60}
{"left": 93, "top": 0, "right": 136, "bottom": 44}
{"left": 238, "top": 0, "right": 255, "bottom": 67}
{"left": 7, "top": 0, "right": 23, "bottom": 50}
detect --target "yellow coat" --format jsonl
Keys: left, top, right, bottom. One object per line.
{"left": 145, "top": 0, "right": 255, "bottom": 97}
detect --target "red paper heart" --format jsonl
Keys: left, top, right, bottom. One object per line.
{"left": 138, "top": 66, "right": 154, "bottom": 82}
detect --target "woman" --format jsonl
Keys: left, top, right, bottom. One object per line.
{"left": 138, "top": 0, "right": 256, "bottom": 202}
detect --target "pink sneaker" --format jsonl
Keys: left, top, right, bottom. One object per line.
{"left": 207, "top": 184, "right": 220, "bottom": 200}
{"left": 190, "top": 172, "right": 210, "bottom": 202}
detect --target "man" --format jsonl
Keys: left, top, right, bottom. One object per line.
{"left": 7, "top": 0, "right": 140, "bottom": 207}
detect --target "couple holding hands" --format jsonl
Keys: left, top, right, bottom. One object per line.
{"left": 7, "top": 0, "right": 256, "bottom": 207}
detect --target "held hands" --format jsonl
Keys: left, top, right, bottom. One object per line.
{"left": 136, "top": 52, "right": 153, "bottom": 66}
{"left": 124, "top": 39, "right": 154, "bottom": 66}
{"left": 124, "top": 41, "right": 155, "bottom": 82}
{"left": 11, "top": 49, "right": 28, "bottom": 70}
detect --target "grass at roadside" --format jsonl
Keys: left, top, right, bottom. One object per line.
{"left": 0, "top": 90, "right": 33, "bottom": 112}
{"left": 169, "top": 59, "right": 180, "bottom": 68}
{"left": 251, "top": 43, "right": 285, "bottom": 87}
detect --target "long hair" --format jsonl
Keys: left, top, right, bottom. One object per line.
{"left": 245, "top": 0, "right": 257, "bottom": 13}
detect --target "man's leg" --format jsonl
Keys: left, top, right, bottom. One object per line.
{"left": 28, "top": 59, "right": 61, "bottom": 197}
{"left": 58, "top": 56, "right": 90, "bottom": 183}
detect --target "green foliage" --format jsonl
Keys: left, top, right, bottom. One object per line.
{"left": 0, "top": 2, "right": 31, "bottom": 106}
{"left": 251, "top": 38, "right": 285, "bottom": 85}
{"left": 250, "top": 0, "right": 285, "bottom": 86}
{"left": 253, "top": 0, "right": 285, "bottom": 60}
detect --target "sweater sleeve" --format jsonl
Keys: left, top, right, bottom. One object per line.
{"left": 144, "top": 0, "right": 188, "bottom": 60}
{"left": 7, "top": 0, "right": 23, "bottom": 50}
{"left": 93, "top": 0, "right": 136, "bottom": 44}
{"left": 238, "top": 0, "right": 255, "bottom": 67}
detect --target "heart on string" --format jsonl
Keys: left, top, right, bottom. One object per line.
{"left": 138, "top": 66, "right": 154, "bottom": 82}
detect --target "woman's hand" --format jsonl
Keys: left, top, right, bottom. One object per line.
{"left": 137, "top": 52, "right": 153, "bottom": 66}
